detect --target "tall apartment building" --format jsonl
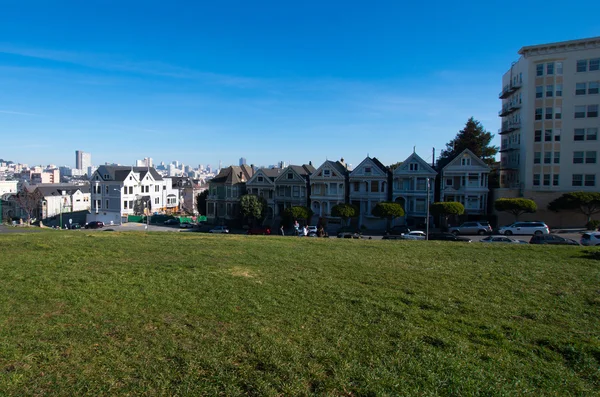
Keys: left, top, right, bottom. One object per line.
{"left": 75, "top": 150, "right": 92, "bottom": 171}
{"left": 497, "top": 36, "right": 600, "bottom": 226}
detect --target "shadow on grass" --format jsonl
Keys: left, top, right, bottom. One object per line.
{"left": 578, "top": 250, "right": 600, "bottom": 261}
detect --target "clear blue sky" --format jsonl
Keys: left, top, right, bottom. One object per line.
{"left": 1, "top": 1, "right": 599, "bottom": 169}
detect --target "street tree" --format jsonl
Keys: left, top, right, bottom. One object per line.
{"left": 331, "top": 203, "right": 358, "bottom": 226}
{"left": 14, "top": 189, "right": 41, "bottom": 223}
{"left": 430, "top": 202, "right": 465, "bottom": 228}
{"left": 372, "top": 202, "right": 405, "bottom": 229}
{"left": 196, "top": 190, "right": 208, "bottom": 215}
{"left": 282, "top": 206, "right": 313, "bottom": 226}
{"left": 548, "top": 192, "right": 600, "bottom": 224}
{"left": 494, "top": 198, "right": 537, "bottom": 221}
{"left": 239, "top": 194, "right": 264, "bottom": 226}
{"left": 438, "top": 118, "right": 499, "bottom": 167}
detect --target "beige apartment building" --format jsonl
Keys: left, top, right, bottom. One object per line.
{"left": 497, "top": 36, "right": 600, "bottom": 227}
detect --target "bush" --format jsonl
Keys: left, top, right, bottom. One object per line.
{"left": 585, "top": 220, "right": 600, "bottom": 230}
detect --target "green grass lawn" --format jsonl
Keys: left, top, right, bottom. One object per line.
{"left": 0, "top": 231, "right": 598, "bottom": 396}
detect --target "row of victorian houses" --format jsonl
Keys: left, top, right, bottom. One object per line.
{"left": 206, "top": 149, "right": 491, "bottom": 230}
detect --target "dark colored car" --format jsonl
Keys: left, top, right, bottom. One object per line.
{"left": 427, "top": 232, "right": 472, "bottom": 242}
{"left": 247, "top": 227, "right": 271, "bottom": 235}
{"left": 337, "top": 232, "right": 361, "bottom": 239}
{"left": 529, "top": 234, "right": 580, "bottom": 245}
{"left": 386, "top": 225, "right": 410, "bottom": 235}
{"left": 69, "top": 223, "right": 82, "bottom": 230}
{"left": 164, "top": 219, "right": 180, "bottom": 226}
{"left": 84, "top": 221, "right": 104, "bottom": 229}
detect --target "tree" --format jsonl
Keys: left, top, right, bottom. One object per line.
{"left": 430, "top": 202, "right": 465, "bottom": 228}
{"left": 388, "top": 161, "right": 403, "bottom": 171}
{"left": 548, "top": 192, "right": 600, "bottom": 223}
{"left": 282, "top": 206, "right": 313, "bottom": 226}
{"left": 494, "top": 198, "right": 537, "bottom": 221}
{"left": 196, "top": 190, "right": 208, "bottom": 215}
{"left": 14, "top": 189, "right": 41, "bottom": 223}
{"left": 438, "top": 118, "right": 499, "bottom": 167}
{"left": 372, "top": 202, "right": 405, "bottom": 229}
{"left": 331, "top": 203, "right": 358, "bottom": 226}
{"left": 239, "top": 194, "right": 264, "bottom": 225}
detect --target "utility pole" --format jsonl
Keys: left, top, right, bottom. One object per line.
{"left": 426, "top": 177, "right": 430, "bottom": 240}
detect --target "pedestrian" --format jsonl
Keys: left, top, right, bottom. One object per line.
{"left": 280, "top": 225, "right": 285, "bottom": 236}
{"left": 303, "top": 225, "right": 308, "bottom": 237}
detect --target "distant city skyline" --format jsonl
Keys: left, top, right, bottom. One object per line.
{"left": 1, "top": 1, "right": 600, "bottom": 167}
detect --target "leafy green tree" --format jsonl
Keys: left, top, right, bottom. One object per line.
{"left": 494, "top": 198, "right": 537, "bottom": 221}
{"left": 282, "top": 206, "right": 313, "bottom": 226}
{"left": 438, "top": 118, "right": 499, "bottom": 167}
{"left": 430, "top": 202, "right": 465, "bottom": 228}
{"left": 388, "top": 161, "right": 403, "bottom": 171}
{"left": 239, "top": 194, "right": 264, "bottom": 225}
{"left": 548, "top": 192, "right": 600, "bottom": 223}
{"left": 372, "top": 202, "right": 405, "bottom": 229}
{"left": 195, "top": 190, "right": 208, "bottom": 215}
{"left": 331, "top": 203, "right": 358, "bottom": 226}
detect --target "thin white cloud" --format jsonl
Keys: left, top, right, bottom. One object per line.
{"left": 0, "top": 109, "right": 39, "bottom": 116}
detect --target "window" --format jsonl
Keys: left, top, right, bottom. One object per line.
{"left": 353, "top": 182, "right": 360, "bottom": 192}
{"left": 576, "top": 83, "right": 587, "bottom": 95}
{"left": 573, "top": 151, "right": 584, "bottom": 164}
{"left": 543, "top": 174, "right": 550, "bottom": 186}
{"left": 105, "top": 200, "right": 109, "bottom": 209}
{"left": 591, "top": 58, "right": 600, "bottom": 71}
{"left": 553, "top": 174, "right": 559, "bottom": 186}
{"left": 155, "top": 185, "right": 159, "bottom": 192}
{"left": 554, "top": 129, "right": 561, "bottom": 141}
{"left": 589, "top": 82, "right": 599, "bottom": 95}
{"left": 554, "top": 151, "right": 560, "bottom": 164}
{"left": 577, "top": 60, "right": 587, "bottom": 72}
{"left": 586, "top": 151, "right": 597, "bottom": 164}
{"left": 287, "top": 172, "right": 293, "bottom": 179}
{"left": 544, "top": 152, "right": 552, "bottom": 164}
{"left": 572, "top": 174, "right": 583, "bottom": 186}
{"left": 370, "top": 181, "right": 379, "bottom": 192}
{"left": 155, "top": 197, "right": 159, "bottom": 204}
{"left": 364, "top": 167, "right": 372, "bottom": 174}
{"left": 556, "top": 62, "right": 563, "bottom": 75}
{"left": 546, "top": 63, "right": 554, "bottom": 75}
{"left": 257, "top": 176, "right": 264, "bottom": 182}
{"left": 534, "top": 152, "right": 541, "bottom": 164}
{"left": 575, "top": 106, "right": 586, "bottom": 118}
{"left": 409, "top": 163, "right": 419, "bottom": 171}
{"left": 585, "top": 174, "right": 596, "bottom": 186}
{"left": 323, "top": 170, "right": 330, "bottom": 177}
{"left": 536, "top": 64, "right": 544, "bottom": 76}
{"left": 535, "top": 108, "right": 543, "bottom": 120}
{"left": 545, "top": 129, "right": 552, "bottom": 141}
{"left": 129, "top": 186, "right": 133, "bottom": 194}
{"left": 534, "top": 130, "right": 542, "bottom": 142}
{"left": 536, "top": 85, "right": 543, "bottom": 98}
{"left": 123, "top": 201, "right": 127, "bottom": 209}
{"left": 446, "top": 178, "right": 453, "bottom": 186}
{"left": 574, "top": 128, "right": 585, "bottom": 141}
{"left": 461, "top": 158, "right": 471, "bottom": 166}
{"left": 546, "top": 85, "right": 553, "bottom": 97}
{"left": 556, "top": 84, "right": 563, "bottom": 96}
{"left": 555, "top": 107, "right": 562, "bottom": 119}
{"left": 588, "top": 104, "right": 598, "bottom": 117}
{"left": 587, "top": 128, "right": 598, "bottom": 140}
{"left": 533, "top": 174, "right": 540, "bottom": 186}
{"left": 545, "top": 107, "right": 553, "bottom": 119}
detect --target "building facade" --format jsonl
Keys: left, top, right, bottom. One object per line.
{"left": 392, "top": 152, "right": 436, "bottom": 226}
{"left": 348, "top": 157, "right": 391, "bottom": 230}
{"left": 440, "top": 149, "right": 490, "bottom": 215}
{"left": 309, "top": 159, "right": 349, "bottom": 222}
{"left": 273, "top": 164, "right": 315, "bottom": 217}
{"left": 246, "top": 168, "right": 283, "bottom": 222}
{"left": 206, "top": 165, "right": 254, "bottom": 223}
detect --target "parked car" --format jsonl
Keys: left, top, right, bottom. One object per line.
{"left": 448, "top": 221, "right": 492, "bottom": 235}
{"left": 427, "top": 233, "right": 472, "bottom": 242}
{"left": 580, "top": 232, "right": 600, "bottom": 246}
{"left": 164, "top": 219, "right": 180, "bottom": 226}
{"left": 179, "top": 222, "right": 195, "bottom": 229}
{"left": 209, "top": 226, "right": 229, "bottom": 234}
{"left": 498, "top": 222, "right": 549, "bottom": 236}
{"left": 307, "top": 226, "right": 318, "bottom": 236}
{"left": 386, "top": 225, "right": 410, "bottom": 235}
{"left": 529, "top": 234, "right": 580, "bottom": 245}
{"left": 337, "top": 232, "right": 361, "bottom": 239}
{"left": 480, "top": 235, "right": 528, "bottom": 244}
{"left": 247, "top": 227, "right": 271, "bottom": 235}
{"left": 69, "top": 223, "right": 82, "bottom": 230}
{"left": 402, "top": 231, "right": 427, "bottom": 240}
{"left": 84, "top": 221, "right": 104, "bottom": 229}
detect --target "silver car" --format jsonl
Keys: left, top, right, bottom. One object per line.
{"left": 448, "top": 222, "right": 492, "bottom": 235}
{"left": 209, "top": 226, "right": 229, "bottom": 234}
{"left": 498, "top": 222, "right": 549, "bottom": 236}
{"left": 580, "top": 232, "right": 600, "bottom": 246}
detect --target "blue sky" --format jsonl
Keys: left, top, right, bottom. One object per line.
{"left": 1, "top": 1, "right": 599, "bottom": 169}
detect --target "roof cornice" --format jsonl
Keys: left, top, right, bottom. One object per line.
{"left": 518, "top": 36, "right": 600, "bottom": 57}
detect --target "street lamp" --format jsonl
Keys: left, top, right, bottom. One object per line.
{"left": 426, "top": 178, "right": 431, "bottom": 240}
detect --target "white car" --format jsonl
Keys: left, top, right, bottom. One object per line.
{"left": 580, "top": 232, "right": 600, "bottom": 246}
{"left": 498, "top": 222, "right": 549, "bottom": 236}
{"left": 402, "top": 231, "right": 426, "bottom": 240}
{"left": 209, "top": 226, "right": 229, "bottom": 234}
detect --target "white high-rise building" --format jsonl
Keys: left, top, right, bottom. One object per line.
{"left": 75, "top": 150, "right": 91, "bottom": 171}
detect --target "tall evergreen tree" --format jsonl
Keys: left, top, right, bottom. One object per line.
{"left": 438, "top": 118, "right": 498, "bottom": 167}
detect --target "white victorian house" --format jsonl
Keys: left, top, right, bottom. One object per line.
{"left": 310, "top": 159, "right": 349, "bottom": 221}
{"left": 348, "top": 157, "right": 391, "bottom": 230}
{"left": 246, "top": 168, "right": 283, "bottom": 222}
{"left": 392, "top": 152, "right": 436, "bottom": 226}
{"left": 440, "top": 149, "right": 490, "bottom": 215}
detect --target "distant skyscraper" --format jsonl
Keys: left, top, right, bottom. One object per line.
{"left": 75, "top": 150, "right": 91, "bottom": 171}
{"left": 239, "top": 157, "right": 247, "bottom": 166}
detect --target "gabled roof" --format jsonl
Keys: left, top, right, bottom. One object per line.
{"left": 34, "top": 183, "right": 90, "bottom": 197}
{"left": 349, "top": 157, "right": 389, "bottom": 177}
{"left": 94, "top": 165, "right": 163, "bottom": 182}
{"left": 442, "top": 149, "right": 490, "bottom": 171}
{"left": 210, "top": 164, "right": 254, "bottom": 185}
{"left": 394, "top": 152, "right": 437, "bottom": 175}
{"left": 311, "top": 160, "right": 348, "bottom": 179}
{"left": 275, "top": 164, "right": 315, "bottom": 183}
{"left": 247, "top": 168, "right": 282, "bottom": 185}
